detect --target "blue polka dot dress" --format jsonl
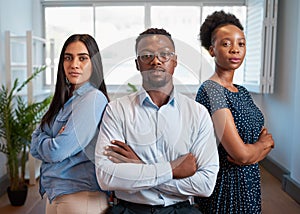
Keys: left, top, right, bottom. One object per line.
{"left": 195, "top": 80, "right": 264, "bottom": 214}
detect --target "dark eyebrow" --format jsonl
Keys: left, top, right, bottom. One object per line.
{"left": 78, "top": 53, "right": 90, "bottom": 57}
{"left": 64, "top": 53, "right": 90, "bottom": 56}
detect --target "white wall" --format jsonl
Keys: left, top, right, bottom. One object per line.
{"left": 0, "top": 0, "right": 40, "bottom": 180}
{"left": 253, "top": 0, "right": 300, "bottom": 184}
{"left": 291, "top": 0, "right": 300, "bottom": 182}
{"left": 0, "top": 0, "right": 31, "bottom": 84}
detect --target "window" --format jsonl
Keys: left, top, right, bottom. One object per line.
{"left": 244, "top": 0, "right": 278, "bottom": 93}
{"left": 151, "top": 6, "right": 201, "bottom": 87}
{"left": 95, "top": 6, "right": 144, "bottom": 90}
{"left": 43, "top": 0, "right": 277, "bottom": 94}
{"left": 45, "top": 7, "right": 93, "bottom": 85}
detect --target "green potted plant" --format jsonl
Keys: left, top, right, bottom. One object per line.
{"left": 0, "top": 66, "right": 52, "bottom": 206}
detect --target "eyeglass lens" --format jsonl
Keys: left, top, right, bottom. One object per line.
{"left": 139, "top": 52, "right": 174, "bottom": 64}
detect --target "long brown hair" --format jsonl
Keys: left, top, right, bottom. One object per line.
{"left": 41, "top": 34, "right": 109, "bottom": 127}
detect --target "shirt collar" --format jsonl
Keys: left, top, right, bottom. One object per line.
{"left": 73, "top": 82, "right": 94, "bottom": 96}
{"left": 137, "top": 87, "right": 176, "bottom": 108}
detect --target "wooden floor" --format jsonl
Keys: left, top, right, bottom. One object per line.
{"left": 0, "top": 166, "right": 299, "bottom": 214}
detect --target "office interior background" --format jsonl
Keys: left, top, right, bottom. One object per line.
{"left": 0, "top": 0, "right": 299, "bottom": 206}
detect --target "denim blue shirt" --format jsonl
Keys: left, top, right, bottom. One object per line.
{"left": 95, "top": 87, "right": 219, "bottom": 206}
{"left": 31, "top": 82, "right": 108, "bottom": 202}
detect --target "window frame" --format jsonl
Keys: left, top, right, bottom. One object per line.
{"left": 42, "top": 0, "right": 277, "bottom": 94}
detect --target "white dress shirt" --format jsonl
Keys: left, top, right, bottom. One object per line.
{"left": 95, "top": 87, "right": 219, "bottom": 206}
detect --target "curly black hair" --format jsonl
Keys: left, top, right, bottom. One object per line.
{"left": 200, "top": 10, "right": 244, "bottom": 50}
{"left": 135, "top": 28, "right": 175, "bottom": 53}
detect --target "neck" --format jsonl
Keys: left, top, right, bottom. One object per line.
{"left": 210, "top": 71, "right": 237, "bottom": 92}
{"left": 143, "top": 84, "right": 173, "bottom": 107}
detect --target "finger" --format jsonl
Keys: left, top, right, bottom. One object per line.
{"left": 58, "top": 126, "right": 65, "bottom": 134}
{"left": 260, "top": 128, "right": 267, "bottom": 135}
{"left": 109, "top": 145, "right": 129, "bottom": 156}
{"left": 107, "top": 155, "right": 122, "bottom": 163}
{"left": 106, "top": 142, "right": 129, "bottom": 155}
{"left": 104, "top": 146, "right": 113, "bottom": 152}
{"left": 111, "top": 140, "right": 126, "bottom": 147}
{"left": 105, "top": 150, "right": 128, "bottom": 162}
{"left": 104, "top": 150, "right": 122, "bottom": 159}
{"left": 112, "top": 140, "right": 131, "bottom": 151}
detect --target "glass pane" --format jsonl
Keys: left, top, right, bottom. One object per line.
{"left": 44, "top": 4, "right": 247, "bottom": 89}
{"left": 45, "top": 7, "right": 93, "bottom": 85}
{"left": 45, "top": 7, "right": 93, "bottom": 51}
{"left": 151, "top": 6, "right": 201, "bottom": 85}
{"left": 95, "top": 6, "right": 144, "bottom": 89}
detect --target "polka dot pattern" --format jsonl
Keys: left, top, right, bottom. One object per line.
{"left": 195, "top": 80, "right": 264, "bottom": 214}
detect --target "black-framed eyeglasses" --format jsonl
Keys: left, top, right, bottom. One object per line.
{"left": 137, "top": 51, "right": 175, "bottom": 64}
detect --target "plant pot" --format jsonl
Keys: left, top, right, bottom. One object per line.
{"left": 7, "top": 185, "right": 28, "bottom": 206}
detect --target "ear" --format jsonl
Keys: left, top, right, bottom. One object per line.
{"left": 209, "top": 46, "right": 215, "bottom": 57}
{"left": 135, "top": 59, "right": 140, "bottom": 71}
{"left": 172, "top": 54, "right": 178, "bottom": 67}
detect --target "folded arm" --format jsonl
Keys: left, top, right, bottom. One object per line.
{"left": 31, "top": 93, "right": 107, "bottom": 163}
{"left": 100, "top": 110, "right": 219, "bottom": 197}
{"left": 213, "top": 108, "right": 274, "bottom": 165}
{"left": 95, "top": 107, "right": 174, "bottom": 191}
{"left": 105, "top": 140, "right": 197, "bottom": 179}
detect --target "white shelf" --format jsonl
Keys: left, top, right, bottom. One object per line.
{"left": 5, "top": 31, "right": 54, "bottom": 185}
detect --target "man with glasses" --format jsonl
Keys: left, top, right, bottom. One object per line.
{"left": 95, "top": 28, "right": 219, "bottom": 214}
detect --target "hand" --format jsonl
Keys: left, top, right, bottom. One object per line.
{"left": 228, "top": 127, "right": 275, "bottom": 165}
{"left": 58, "top": 126, "right": 65, "bottom": 134}
{"left": 170, "top": 153, "right": 197, "bottom": 179}
{"left": 228, "top": 144, "right": 274, "bottom": 165}
{"left": 258, "top": 128, "right": 275, "bottom": 149}
{"left": 104, "top": 140, "right": 143, "bottom": 164}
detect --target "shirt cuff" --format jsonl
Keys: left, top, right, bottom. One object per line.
{"left": 155, "top": 162, "right": 173, "bottom": 184}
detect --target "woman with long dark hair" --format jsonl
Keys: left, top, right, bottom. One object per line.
{"left": 31, "top": 34, "right": 109, "bottom": 214}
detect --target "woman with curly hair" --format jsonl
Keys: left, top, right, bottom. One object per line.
{"left": 195, "top": 11, "right": 274, "bottom": 213}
